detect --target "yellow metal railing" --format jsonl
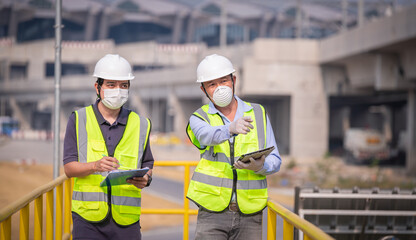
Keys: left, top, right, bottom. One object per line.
{"left": 267, "top": 200, "right": 334, "bottom": 240}
{"left": 144, "top": 161, "right": 199, "bottom": 240}
{"left": 0, "top": 175, "right": 73, "bottom": 240}
{"left": 0, "top": 161, "right": 333, "bottom": 240}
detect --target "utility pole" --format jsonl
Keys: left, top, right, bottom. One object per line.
{"left": 53, "top": 0, "right": 63, "bottom": 238}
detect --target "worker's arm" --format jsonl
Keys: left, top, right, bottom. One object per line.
{"left": 189, "top": 115, "right": 231, "bottom": 147}
{"left": 64, "top": 156, "right": 120, "bottom": 178}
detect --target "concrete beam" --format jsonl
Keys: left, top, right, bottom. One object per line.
{"left": 343, "top": 53, "right": 409, "bottom": 91}
{"left": 343, "top": 54, "right": 376, "bottom": 89}
{"left": 320, "top": 4, "right": 416, "bottom": 63}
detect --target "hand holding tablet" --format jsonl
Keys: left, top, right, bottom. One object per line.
{"left": 237, "top": 146, "right": 275, "bottom": 163}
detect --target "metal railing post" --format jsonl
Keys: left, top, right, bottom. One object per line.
{"left": 283, "top": 219, "right": 294, "bottom": 240}
{"left": 19, "top": 204, "right": 29, "bottom": 240}
{"left": 267, "top": 206, "right": 277, "bottom": 240}
{"left": 46, "top": 190, "right": 53, "bottom": 240}
{"left": 56, "top": 183, "right": 63, "bottom": 240}
{"left": 0, "top": 217, "right": 11, "bottom": 240}
{"left": 183, "top": 163, "right": 190, "bottom": 240}
{"left": 34, "top": 196, "right": 43, "bottom": 240}
{"left": 64, "top": 179, "right": 72, "bottom": 236}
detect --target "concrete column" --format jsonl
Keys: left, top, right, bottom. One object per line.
{"left": 407, "top": 89, "right": 416, "bottom": 175}
{"left": 2, "top": 59, "right": 10, "bottom": 84}
{"left": 85, "top": 10, "right": 98, "bottom": 41}
{"left": 296, "top": 0, "right": 302, "bottom": 38}
{"left": 8, "top": 7, "right": 18, "bottom": 39}
{"left": 172, "top": 12, "right": 186, "bottom": 44}
{"left": 0, "top": 99, "right": 5, "bottom": 116}
{"left": 270, "top": 18, "right": 280, "bottom": 38}
{"left": 392, "top": 0, "right": 398, "bottom": 12}
{"left": 342, "top": 0, "right": 348, "bottom": 31}
{"left": 98, "top": 10, "right": 109, "bottom": 40}
{"left": 220, "top": 0, "right": 228, "bottom": 49}
{"left": 130, "top": 95, "right": 149, "bottom": 118}
{"left": 9, "top": 97, "right": 30, "bottom": 130}
{"left": 168, "top": 89, "right": 186, "bottom": 139}
{"left": 358, "top": 0, "right": 364, "bottom": 27}
{"left": 186, "top": 14, "right": 196, "bottom": 43}
{"left": 243, "top": 26, "right": 250, "bottom": 43}
{"left": 259, "top": 14, "right": 272, "bottom": 38}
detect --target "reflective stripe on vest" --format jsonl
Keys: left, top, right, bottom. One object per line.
{"left": 186, "top": 102, "right": 268, "bottom": 214}
{"left": 72, "top": 105, "right": 150, "bottom": 225}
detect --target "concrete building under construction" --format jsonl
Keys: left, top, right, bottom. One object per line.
{"left": 0, "top": 0, "right": 415, "bottom": 174}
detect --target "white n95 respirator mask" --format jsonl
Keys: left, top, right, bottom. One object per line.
{"left": 212, "top": 86, "right": 233, "bottom": 107}
{"left": 102, "top": 88, "right": 129, "bottom": 109}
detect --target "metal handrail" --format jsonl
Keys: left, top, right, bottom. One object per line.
{"left": 143, "top": 161, "right": 199, "bottom": 240}
{"left": 267, "top": 200, "right": 335, "bottom": 240}
{"left": 0, "top": 175, "right": 73, "bottom": 240}
{"left": 0, "top": 161, "right": 334, "bottom": 240}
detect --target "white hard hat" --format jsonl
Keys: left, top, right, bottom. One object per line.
{"left": 196, "top": 54, "right": 235, "bottom": 83}
{"left": 93, "top": 54, "right": 135, "bottom": 80}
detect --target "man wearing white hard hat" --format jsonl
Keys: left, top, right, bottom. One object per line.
{"left": 63, "top": 54, "right": 153, "bottom": 239}
{"left": 186, "top": 54, "right": 282, "bottom": 239}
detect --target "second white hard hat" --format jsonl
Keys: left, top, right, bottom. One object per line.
{"left": 196, "top": 54, "right": 235, "bottom": 83}
{"left": 93, "top": 54, "right": 135, "bottom": 80}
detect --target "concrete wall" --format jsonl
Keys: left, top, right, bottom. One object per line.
{"left": 243, "top": 39, "right": 328, "bottom": 158}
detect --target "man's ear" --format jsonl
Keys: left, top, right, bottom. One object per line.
{"left": 200, "top": 83, "right": 211, "bottom": 100}
{"left": 232, "top": 75, "right": 237, "bottom": 94}
{"left": 94, "top": 82, "right": 100, "bottom": 97}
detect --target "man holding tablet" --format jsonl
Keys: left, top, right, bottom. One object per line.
{"left": 186, "top": 54, "right": 282, "bottom": 239}
{"left": 63, "top": 54, "right": 153, "bottom": 240}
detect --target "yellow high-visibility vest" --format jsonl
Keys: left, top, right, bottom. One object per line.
{"left": 186, "top": 102, "right": 268, "bottom": 214}
{"left": 72, "top": 105, "right": 151, "bottom": 226}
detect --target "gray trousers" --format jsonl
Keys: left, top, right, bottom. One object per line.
{"left": 194, "top": 208, "right": 263, "bottom": 240}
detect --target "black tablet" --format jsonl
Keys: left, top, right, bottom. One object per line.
{"left": 238, "top": 146, "right": 275, "bottom": 163}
